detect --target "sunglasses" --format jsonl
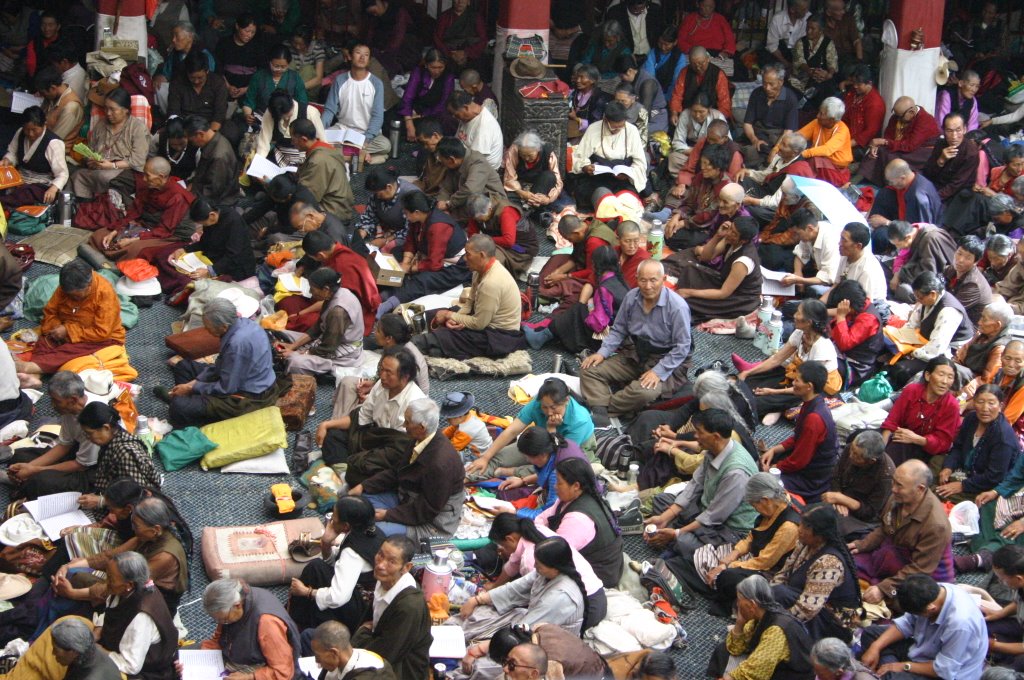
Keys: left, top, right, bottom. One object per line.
{"left": 503, "top": 659, "right": 536, "bottom": 673}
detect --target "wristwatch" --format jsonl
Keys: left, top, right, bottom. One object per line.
{"left": 903, "top": 663, "right": 912, "bottom": 672}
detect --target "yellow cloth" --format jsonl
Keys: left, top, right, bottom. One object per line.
{"left": 883, "top": 326, "right": 927, "bottom": 365}
{"left": 726, "top": 620, "right": 791, "bottom": 680}
{"left": 797, "top": 119, "right": 853, "bottom": 168}
{"left": 60, "top": 345, "right": 138, "bottom": 382}
{"left": 0, "top": 616, "right": 94, "bottom": 680}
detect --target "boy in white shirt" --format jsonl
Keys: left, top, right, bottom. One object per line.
{"left": 440, "top": 391, "right": 493, "bottom": 456}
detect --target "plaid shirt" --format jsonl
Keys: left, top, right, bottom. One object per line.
{"left": 91, "top": 429, "right": 161, "bottom": 492}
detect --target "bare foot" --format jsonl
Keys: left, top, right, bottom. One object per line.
{"left": 17, "top": 373, "right": 42, "bottom": 389}
{"left": 166, "top": 355, "right": 183, "bottom": 367}
{"left": 0, "top": 317, "right": 12, "bottom": 332}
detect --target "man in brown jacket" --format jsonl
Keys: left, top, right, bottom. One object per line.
{"left": 850, "top": 459, "right": 954, "bottom": 606}
{"left": 435, "top": 137, "right": 505, "bottom": 220}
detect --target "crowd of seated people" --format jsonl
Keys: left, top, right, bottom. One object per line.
{"left": 2, "top": 0, "right": 1024, "bottom": 678}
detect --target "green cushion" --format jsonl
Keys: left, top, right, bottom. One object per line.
{"left": 200, "top": 407, "right": 289, "bottom": 470}
{"left": 156, "top": 427, "right": 217, "bottom": 471}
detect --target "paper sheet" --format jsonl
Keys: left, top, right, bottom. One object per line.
{"left": 247, "top": 155, "right": 296, "bottom": 181}
{"left": 11, "top": 91, "right": 43, "bottom": 114}
{"left": 24, "top": 492, "right": 92, "bottom": 542}
{"left": 760, "top": 267, "right": 796, "bottom": 296}
{"left": 298, "top": 657, "right": 321, "bottom": 678}
{"left": 429, "top": 625, "right": 468, "bottom": 658}
{"left": 324, "top": 127, "right": 366, "bottom": 148}
{"left": 179, "top": 650, "right": 225, "bottom": 680}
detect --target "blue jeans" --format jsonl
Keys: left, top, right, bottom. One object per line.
{"left": 363, "top": 491, "right": 409, "bottom": 536}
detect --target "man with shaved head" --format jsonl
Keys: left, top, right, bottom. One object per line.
{"left": 850, "top": 459, "right": 954, "bottom": 607}
{"left": 88, "top": 156, "right": 197, "bottom": 260}
{"left": 581, "top": 258, "right": 692, "bottom": 424}
{"left": 858, "top": 96, "right": 940, "bottom": 186}
{"left": 867, "top": 158, "right": 944, "bottom": 249}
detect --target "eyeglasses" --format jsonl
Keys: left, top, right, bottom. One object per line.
{"left": 503, "top": 659, "right": 537, "bottom": 673}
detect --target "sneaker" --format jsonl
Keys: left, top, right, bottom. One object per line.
{"left": 617, "top": 499, "right": 644, "bottom": 534}
{"left": 152, "top": 386, "right": 172, "bottom": 404}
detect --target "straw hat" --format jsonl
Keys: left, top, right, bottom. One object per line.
{"left": 0, "top": 515, "right": 44, "bottom": 547}
{"left": 0, "top": 573, "right": 31, "bottom": 600}
{"left": 80, "top": 368, "right": 119, "bottom": 400}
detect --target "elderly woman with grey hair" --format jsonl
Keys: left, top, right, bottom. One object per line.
{"left": 955, "top": 300, "right": 1015, "bottom": 393}
{"left": 568, "top": 63, "right": 610, "bottom": 142}
{"left": 698, "top": 472, "right": 801, "bottom": 617}
{"left": 51, "top": 617, "right": 122, "bottom": 680}
{"left": 629, "top": 368, "right": 758, "bottom": 489}
{"left": 822, "top": 429, "right": 895, "bottom": 540}
{"left": 465, "top": 193, "right": 539, "bottom": 278}
{"left": 200, "top": 578, "right": 303, "bottom": 680}
{"left": 989, "top": 192, "right": 1024, "bottom": 235}
{"left": 797, "top": 95, "right": 853, "bottom": 187}
{"left": 706, "top": 574, "right": 815, "bottom": 680}
{"left": 348, "top": 398, "right": 467, "bottom": 541}
{"left": 982, "top": 234, "right": 1019, "bottom": 287}
{"left": 160, "top": 296, "right": 284, "bottom": 427}
{"left": 810, "top": 637, "right": 876, "bottom": 680}
{"left": 579, "top": 20, "right": 632, "bottom": 86}
{"left": 503, "top": 131, "right": 565, "bottom": 212}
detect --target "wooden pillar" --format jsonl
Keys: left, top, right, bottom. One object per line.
{"left": 878, "top": 0, "right": 946, "bottom": 120}
{"left": 492, "top": 0, "right": 550, "bottom": 101}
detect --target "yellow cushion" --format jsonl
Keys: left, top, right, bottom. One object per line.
{"left": 200, "top": 407, "right": 289, "bottom": 470}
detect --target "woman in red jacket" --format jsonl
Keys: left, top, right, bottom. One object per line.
{"left": 827, "top": 280, "right": 884, "bottom": 387}
{"left": 881, "top": 356, "right": 962, "bottom": 470}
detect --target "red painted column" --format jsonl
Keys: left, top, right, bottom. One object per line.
{"left": 493, "top": 0, "right": 551, "bottom": 101}
{"left": 878, "top": 0, "right": 946, "bottom": 119}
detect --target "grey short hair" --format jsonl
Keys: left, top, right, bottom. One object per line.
{"left": 203, "top": 578, "right": 244, "bottom": 615}
{"left": 617, "top": 220, "right": 641, "bottom": 237}
{"left": 820, "top": 96, "right": 846, "bottom": 120}
{"left": 467, "top": 233, "right": 497, "bottom": 258}
{"left": 694, "top": 369, "right": 730, "bottom": 399}
{"left": 601, "top": 20, "right": 625, "bottom": 39}
{"left": 744, "top": 471, "right": 788, "bottom": 504}
{"left": 984, "top": 300, "right": 1015, "bottom": 328}
{"left": 851, "top": 429, "right": 885, "bottom": 461}
{"left": 146, "top": 156, "right": 172, "bottom": 177}
{"left": 884, "top": 158, "right": 913, "bottom": 182}
{"left": 311, "top": 620, "right": 351, "bottom": 651}
{"left": 720, "top": 182, "right": 745, "bottom": 203}
{"left": 784, "top": 132, "right": 808, "bottom": 153}
{"left": 406, "top": 398, "right": 440, "bottom": 432}
{"left": 573, "top": 63, "right": 601, "bottom": 83}
{"left": 810, "top": 638, "right": 855, "bottom": 673}
{"left": 981, "top": 668, "right": 1021, "bottom": 680}
{"left": 637, "top": 259, "right": 664, "bottom": 277}
{"left": 987, "top": 233, "right": 1015, "bottom": 258}
{"left": 112, "top": 551, "right": 151, "bottom": 590}
{"left": 960, "top": 69, "right": 981, "bottom": 84}
{"left": 204, "top": 297, "right": 238, "bottom": 329}
{"left": 49, "top": 371, "right": 86, "bottom": 399}
{"left": 51, "top": 618, "right": 96, "bottom": 655}
{"left": 762, "top": 62, "right": 787, "bottom": 81}
{"left": 989, "top": 193, "right": 1017, "bottom": 215}
{"left": 172, "top": 20, "right": 195, "bottom": 36}
{"left": 689, "top": 46, "right": 708, "bottom": 60}
{"left": 1012, "top": 176, "right": 1024, "bottom": 196}
{"left": 513, "top": 131, "right": 544, "bottom": 151}
{"left": 736, "top": 574, "right": 776, "bottom": 608}
{"left": 466, "top": 194, "right": 494, "bottom": 220}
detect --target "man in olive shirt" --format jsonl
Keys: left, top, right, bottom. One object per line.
{"left": 412, "top": 234, "right": 526, "bottom": 360}
{"left": 186, "top": 115, "right": 239, "bottom": 206}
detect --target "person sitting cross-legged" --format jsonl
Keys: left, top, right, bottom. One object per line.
{"left": 199, "top": 578, "right": 303, "bottom": 680}
{"left": 646, "top": 408, "right": 759, "bottom": 572}
{"left": 821, "top": 429, "right": 895, "bottom": 541}
{"left": 156, "top": 297, "right": 285, "bottom": 427}
{"left": 757, "top": 361, "right": 841, "bottom": 503}
{"left": 309, "top": 621, "right": 396, "bottom": 680}
{"left": 580, "top": 259, "right": 692, "bottom": 425}
{"left": 464, "top": 193, "right": 539, "bottom": 279}
{"left": 705, "top": 575, "right": 815, "bottom": 680}
{"left": 858, "top": 574, "right": 987, "bottom": 680}
{"left": 850, "top": 460, "right": 955, "bottom": 609}
{"left": 411, "top": 234, "right": 527, "bottom": 361}
{"left": 434, "top": 137, "right": 506, "bottom": 221}
{"left": 18, "top": 259, "right": 125, "bottom": 377}
{"left": 350, "top": 535, "right": 432, "bottom": 680}
{"left": 348, "top": 398, "right": 466, "bottom": 542}
{"left": 811, "top": 638, "right": 878, "bottom": 680}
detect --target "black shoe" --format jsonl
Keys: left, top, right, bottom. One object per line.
{"left": 591, "top": 406, "right": 611, "bottom": 428}
{"left": 152, "top": 386, "right": 172, "bottom": 404}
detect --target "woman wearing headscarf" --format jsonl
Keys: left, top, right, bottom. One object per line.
{"left": 770, "top": 504, "right": 862, "bottom": 642}
{"left": 288, "top": 495, "right": 386, "bottom": 637}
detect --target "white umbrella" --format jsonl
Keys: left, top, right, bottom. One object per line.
{"left": 790, "top": 175, "right": 868, "bottom": 228}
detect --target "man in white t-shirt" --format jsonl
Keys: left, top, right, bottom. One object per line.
{"left": 765, "top": 0, "right": 810, "bottom": 68}
{"left": 822, "top": 221, "right": 889, "bottom": 321}
{"left": 447, "top": 89, "right": 504, "bottom": 170}
{"left": 322, "top": 43, "right": 391, "bottom": 164}
{"left": 783, "top": 218, "right": 842, "bottom": 299}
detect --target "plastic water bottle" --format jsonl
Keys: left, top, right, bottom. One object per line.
{"left": 765, "top": 310, "right": 784, "bottom": 355}
{"left": 627, "top": 463, "right": 639, "bottom": 486}
{"left": 136, "top": 416, "right": 156, "bottom": 454}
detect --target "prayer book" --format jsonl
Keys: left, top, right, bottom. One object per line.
{"left": 247, "top": 155, "right": 296, "bottom": 181}
{"left": 760, "top": 267, "right": 796, "bottom": 296}
{"left": 179, "top": 649, "right": 226, "bottom": 680}
{"left": 429, "top": 625, "right": 468, "bottom": 658}
{"left": 23, "top": 492, "right": 92, "bottom": 542}
{"left": 174, "top": 252, "right": 210, "bottom": 274}
{"left": 323, "top": 127, "right": 366, "bottom": 148}
{"left": 11, "top": 91, "right": 43, "bottom": 114}
{"left": 591, "top": 163, "right": 633, "bottom": 176}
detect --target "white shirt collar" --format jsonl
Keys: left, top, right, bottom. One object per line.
{"left": 375, "top": 571, "right": 416, "bottom": 605}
